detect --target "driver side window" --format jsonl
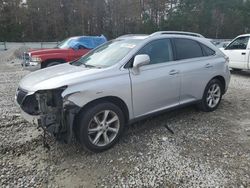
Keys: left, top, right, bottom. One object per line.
{"left": 137, "top": 39, "right": 174, "bottom": 64}
{"left": 226, "top": 36, "right": 249, "bottom": 50}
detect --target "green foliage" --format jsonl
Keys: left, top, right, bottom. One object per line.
{"left": 0, "top": 0, "right": 249, "bottom": 41}
{"left": 166, "top": 0, "right": 250, "bottom": 38}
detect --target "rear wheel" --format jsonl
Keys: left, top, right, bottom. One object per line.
{"left": 198, "top": 79, "right": 223, "bottom": 112}
{"left": 76, "top": 102, "right": 125, "bottom": 152}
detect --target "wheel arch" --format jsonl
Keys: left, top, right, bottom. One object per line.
{"left": 211, "top": 75, "right": 226, "bottom": 94}
{"left": 75, "top": 96, "right": 130, "bottom": 125}
{"left": 41, "top": 58, "right": 66, "bottom": 68}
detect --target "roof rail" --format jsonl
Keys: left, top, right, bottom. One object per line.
{"left": 150, "top": 31, "right": 205, "bottom": 38}
{"left": 117, "top": 34, "right": 149, "bottom": 39}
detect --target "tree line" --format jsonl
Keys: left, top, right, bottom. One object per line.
{"left": 0, "top": 0, "right": 250, "bottom": 42}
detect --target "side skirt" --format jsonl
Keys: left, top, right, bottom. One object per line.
{"left": 128, "top": 100, "right": 201, "bottom": 125}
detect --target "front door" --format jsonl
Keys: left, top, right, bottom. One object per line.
{"left": 223, "top": 36, "right": 250, "bottom": 69}
{"left": 129, "top": 38, "right": 181, "bottom": 118}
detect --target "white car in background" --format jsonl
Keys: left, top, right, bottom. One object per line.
{"left": 221, "top": 34, "right": 250, "bottom": 71}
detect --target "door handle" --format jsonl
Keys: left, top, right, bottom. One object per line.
{"left": 169, "top": 70, "right": 179, "bottom": 75}
{"left": 242, "top": 52, "right": 246, "bottom": 55}
{"left": 205, "top": 63, "right": 213, "bottom": 68}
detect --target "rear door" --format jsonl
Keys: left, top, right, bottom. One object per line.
{"left": 223, "top": 36, "right": 250, "bottom": 69}
{"left": 173, "top": 38, "right": 216, "bottom": 104}
{"left": 129, "top": 38, "right": 181, "bottom": 117}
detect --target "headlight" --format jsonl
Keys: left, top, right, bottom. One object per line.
{"left": 31, "top": 56, "right": 42, "bottom": 62}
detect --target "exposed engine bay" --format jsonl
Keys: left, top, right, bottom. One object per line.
{"left": 16, "top": 87, "right": 79, "bottom": 143}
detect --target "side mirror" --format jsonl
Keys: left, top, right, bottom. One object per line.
{"left": 132, "top": 54, "right": 150, "bottom": 74}
{"left": 133, "top": 54, "right": 150, "bottom": 67}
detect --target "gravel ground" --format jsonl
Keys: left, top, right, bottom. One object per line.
{"left": 0, "top": 47, "right": 250, "bottom": 187}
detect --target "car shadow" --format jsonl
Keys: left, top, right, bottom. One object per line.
{"left": 230, "top": 70, "right": 250, "bottom": 77}
{"left": 49, "top": 105, "right": 199, "bottom": 157}
{"left": 122, "top": 105, "right": 198, "bottom": 140}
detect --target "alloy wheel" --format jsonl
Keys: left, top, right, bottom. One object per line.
{"left": 87, "top": 110, "right": 120, "bottom": 147}
{"left": 206, "top": 83, "right": 221, "bottom": 108}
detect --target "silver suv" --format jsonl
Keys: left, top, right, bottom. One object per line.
{"left": 16, "top": 31, "right": 231, "bottom": 152}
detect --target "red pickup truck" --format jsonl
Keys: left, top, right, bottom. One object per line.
{"left": 22, "top": 35, "right": 107, "bottom": 71}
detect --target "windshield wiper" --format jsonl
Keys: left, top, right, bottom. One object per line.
{"left": 70, "top": 60, "right": 102, "bottom": 68}
{"left": 84, "top": 64, "right": 102, "bottom": 69}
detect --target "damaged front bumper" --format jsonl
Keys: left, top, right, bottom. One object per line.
{"left": 15, "top": 87, "right": 80, "bottom": 143}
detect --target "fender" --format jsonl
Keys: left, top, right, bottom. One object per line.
{"left": 61, "top": 71, "right": 134, "bottom": 120}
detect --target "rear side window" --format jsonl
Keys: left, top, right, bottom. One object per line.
{"left": 201, "top": 44, "right": 215, "bottom": 56}
{"left": 174, "top": 38, "right": 203, "bottom": 60}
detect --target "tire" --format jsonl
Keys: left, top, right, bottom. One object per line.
{"left": 198, "top": 79, "right": 223, "bottom": 112}
{"left": 76, "top": 102, "right": 125, "bottom": 152}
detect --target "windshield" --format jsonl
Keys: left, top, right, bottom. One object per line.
{"left": 57, "top": 38, "right": 78, "bottom": 49}
{"left": 71, "top": 39, "right": 142, "bottom": 68}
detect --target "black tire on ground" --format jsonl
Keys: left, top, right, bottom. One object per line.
{"left": 75, "top": 102, "right": 125, "bottom": 153}
{"left": 197, "top": 79, "right": 223, "bottom": 112}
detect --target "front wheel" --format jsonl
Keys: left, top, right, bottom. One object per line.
{"left": 76, "top": 102, "right": 125, "bottom": 152}
{"left": 198, "top": 79, "right": 223, "bottom": 112}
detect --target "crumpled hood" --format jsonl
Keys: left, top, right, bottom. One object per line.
{"left": 19, "top": 63, "right": 103, "bottom": 92}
